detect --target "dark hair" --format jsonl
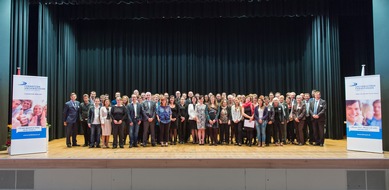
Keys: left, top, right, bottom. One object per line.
{"left": 346, "top": 100, "right": 360, "bottom": 107}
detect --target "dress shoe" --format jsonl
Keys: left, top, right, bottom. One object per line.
{"left": 320, "top": 144, "right": 324, "bottom": 147}
{"left": 119, "top": 146, "right": 124, "bottom": 148}
{"left": 89, "top": 145, "right": 94, "bottom": 148}
{"left": 129, "top": 144, "right": 133, "bottom": 148}
{"left": 112, "top": 145, "right": 117, "bottom": 149}
{"left": 67, "top": 145, "right": 72, "bottom": 148}
{"left": 73, "top": 144, "right": 80, "bottom": 147}
{"left": 134, "top": 144, "right": 138, "bottom": 147}
{"left": 152, "top": 143, "right": 156, "bottom": 147}
{"left": 82, "top": 144, "right": 88, "bottom": 147}
{"left": 96, "top": 145, "right": 101, "bottom": 148}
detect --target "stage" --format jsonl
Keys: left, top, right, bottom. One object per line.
{"left": 0, "top": 138, "right": 388, "bottom": 169}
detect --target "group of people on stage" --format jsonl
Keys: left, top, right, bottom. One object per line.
{"left": 62, "top": 89, "right": 327, "bottom": 149}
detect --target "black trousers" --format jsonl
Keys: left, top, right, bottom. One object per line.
{"left": 232, "top": 121, "right": 242, "bottom": 144}
{"left": 286, "top": 120, "right": 295, "bottom": 142}
{"left": 273, "top": 120, "right": 284, "bottom": 143}
{"left": 80, "top": 120, "right": 90, "bottom": 145}
{"left": 245, "top": 127, "right": 254, "bottom": 144}
{"left": 265, "top": 123, "right": 273, "bottom": 145}
{"left": 209, "top": 127, "right": 219, "bottom": 144}
{"left": 123, "top": 120, "right": 129, "bottom": 144}
{"left": 112, "top": 122, "right": 124, "bottom": 147}
{"left": 312, "top": 118, "right": 325, "bottom": 145}
{"left": 304, "top": 116, "right": 315, "bottom": 143}
{"left": 159, "top": 122, "right": 170, "bottom": 143}
{"left": 219, "top": 123, "right": 230, "bottom": 143}
{"left": 65, "top": 122, "right": 78, "bottom": 146}
{"left": 295, "top": 120, "right": 305, "bottom": 144}
{"left": 143, "top": 120, "right": 156, "bottom": 145}
{"left": 178, "top": 120, "right": 186, "bottom": 142}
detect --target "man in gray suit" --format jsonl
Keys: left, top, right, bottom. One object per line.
{"left": 63, "top": 92, "right": 81, "bottom": 148}
{"left": 142, "top": 92, "right": 157, "bottom": 147}
{"left": 128, "top": 94, "right": 143, "bottom": 148}
{"left": 309, "top": 90, "right": 327, "bottom": 147}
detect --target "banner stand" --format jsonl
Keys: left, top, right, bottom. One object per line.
{"left": 345, "top": 75, "right": 382, "bottom": 153}
{"left": 10, "top": 75, "right": 48, "bottom": 155}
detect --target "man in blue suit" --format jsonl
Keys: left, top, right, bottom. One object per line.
{"left": 309, "top": 91, "right": 327, "bottom": 147}
{"left": 63, "top": 92, "right": 81, "bottom": 147}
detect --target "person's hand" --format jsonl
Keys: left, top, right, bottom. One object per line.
{"left": 234, "top": 120, "right": 239, "bottom": 124}
{"left": 88, "top": 124, "right": 91, "bottom": 128}
{"left": 138, "top": 120, "right": 141, "bottom": 125}
{"left": 181, "top": 117, "right": 185, "bottom": 122}
{"left": 157, "top": 118, "right": 160, "bottom": 123}
{"left": 130, "top": 122, "right": 133, "bottom": 126}
{"left": 101, "top": 124, "right": 105, "bottom": 128}
{"left": 219, "top": 119, "right": 222, "bottom": 124}
{"left": 259, "top": 119, "right": 263, "bottom": 124}
{"left": 64, "top": 122, "right": 67, "bottom": 126}
{"left": 268, "top": 121, "right": 273, "bottom": 125}
{"left": 118, "top": 120, "right": 123, "bottom": 124}
{"left": 228, "top": 120, "right": 231, "bottom": 125}
{"left": 295, "top": 118, "right": 300, "bottom": 123}
{"left": 209, "top": 120, "right": 213, "bottom": 125}
{"left": 29, "top": 116, "right": 37, "bottom": 126}
{"left": 249, "top": 116, "right": 253, "bottom": 122}
{"left": 113, "top": 120, "right": 118, "bottom": 124}
{"left": 148, "top": 118, "right": 153, "bottom": 122}
{"left": 281, "top": 121, "right": 284, "bottom": 125}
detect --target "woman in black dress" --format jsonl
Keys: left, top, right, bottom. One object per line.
{"left": 207, "top": 95, "right": 220, "bottom": 146}
{"left": 169, "top": 95, "right": 179, "bottom": 145}
{"left": 110, "top": 97, "right": 128, "bottom": 149}
{"left": 178, "top": 97, "right": 187, "bottom": 144}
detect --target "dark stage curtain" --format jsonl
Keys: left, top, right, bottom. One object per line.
{"left": 11, "top": 0, "right": 29, "bottom": 75}
{"left": 33, "top": 0, "right": 373, "bottom": 140}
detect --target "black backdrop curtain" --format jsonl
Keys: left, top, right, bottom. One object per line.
{"left": 32, "top": 0, "right": 373, "bottom": 140}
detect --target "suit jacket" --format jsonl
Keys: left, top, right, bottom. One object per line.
{"left": 292, "top": 103, "right": 306, "bottom": 121}
{"left": 142, "top": 100, "right": 157, "bottom": 121}
{"left": 303, "top": 100, "right": 311, "bottom": 117}
{"left": 127, "top": 102, "right": 143, "bottom": 123}
{"left": 63, "top": 100, "right": 80, "bottom": 124}
{"left": 88, "top": 105, "right": 101, "bottom": 124}
{"left": 309, "top": 99, "right": 326, "bottom": 121}
{"left": 254, "top": 105, "right": 269, "bottom": 121}
{"left": 270, "top": 104, "right": 284, "bottom": 122}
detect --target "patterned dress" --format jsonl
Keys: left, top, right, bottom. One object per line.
{"left": 196, "top": 104, "right": 207, "bottom": 129}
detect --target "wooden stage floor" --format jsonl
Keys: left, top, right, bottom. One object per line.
{"left": 1, "top": 137, "right": 389, "bottom": 169}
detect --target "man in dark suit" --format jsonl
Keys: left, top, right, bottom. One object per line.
{"left": 309, "top": 90, "right": 327, "bottom": 147}
{"left": 303, "top": 93, "right": 314, "bottom": 144}
{"left": 63, "top": 92, "right": 81, "bottom": 147}
{"left": 141, "top": 92, "right": 157, "bottom": 147}
{"left": 128, "top": 94, "right": 143, "bottom": 148}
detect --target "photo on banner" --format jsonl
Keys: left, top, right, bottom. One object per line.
{"left": 345, "top": 75, "right": 382, "bottom": 153}
{"left": 10, "top": 75, "right": 48, "bottom": 155}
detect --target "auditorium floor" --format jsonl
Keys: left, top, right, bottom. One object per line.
{"left": 0, "top": 137, "right": 388, "bottom": 159}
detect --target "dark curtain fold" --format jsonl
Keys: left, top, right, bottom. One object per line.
{"left": 10, "top": 0, "right": 29, "bottom": 75}
{"left": 34, "top": 0, "right": 373, "bottom": 140}
{"left": 37, "top": 5, "right": 78, "bottom": 140}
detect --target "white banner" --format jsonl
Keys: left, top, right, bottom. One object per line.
{"left": 345, "top": 75, "right": 382, "bottom": 153}
{"left": 10, "top": 75, "right": 48, "bottom": 155}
